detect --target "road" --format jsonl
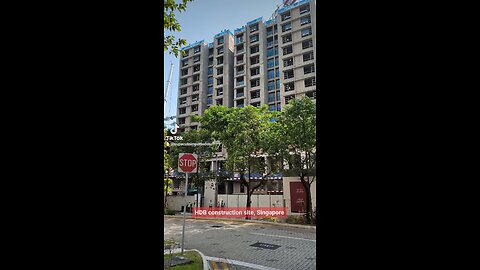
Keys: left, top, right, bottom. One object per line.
{"left": 164, "top": 217, "right": 316, "bottom": 270}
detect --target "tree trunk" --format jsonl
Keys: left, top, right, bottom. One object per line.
{"left": 300, "top": 175, "right": 312, "bottom": 224}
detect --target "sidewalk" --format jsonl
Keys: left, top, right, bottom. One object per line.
{"left": 164, "top": 213, "right": 316, "bottom": 230}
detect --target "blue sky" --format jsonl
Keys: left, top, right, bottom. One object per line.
{"left": 164, "top": 0, "right": 284, "bottom": 118}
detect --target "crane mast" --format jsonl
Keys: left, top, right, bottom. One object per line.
{"left": 164, "top": 62, "right": 174, "bottom": 115}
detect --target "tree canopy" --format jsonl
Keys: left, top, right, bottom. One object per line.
{"left": 164, "top": 0, "right": 194, "bottom": 57}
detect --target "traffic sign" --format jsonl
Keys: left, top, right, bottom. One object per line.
{"left": 178, "top": 153, "right": 198, "bottom": 173}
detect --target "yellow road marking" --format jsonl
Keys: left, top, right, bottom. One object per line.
{"left": 210, "top": 260, "right": 219, "bottom": 270}
{"left": 221, "top": 261, "right": 229, "bottom": 269}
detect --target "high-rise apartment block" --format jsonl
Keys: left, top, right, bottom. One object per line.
{"left": 177, "top": 0, "right": 315, "bottom": 133}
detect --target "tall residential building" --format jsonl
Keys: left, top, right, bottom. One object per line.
{"left": 177, "top": 0, "right": 316, "bottom": 133}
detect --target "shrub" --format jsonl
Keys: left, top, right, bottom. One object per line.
{"left": 164, "top": 208, "right": 176, "bottom": 215}
{"left": 285, "top": 215, "right": 307, "bottom": 224}
{"left": 259, "top": 217, "right": 277, "bottom": 223}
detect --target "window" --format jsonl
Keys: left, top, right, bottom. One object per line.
{"left": 236, "top": 65, "right": 245, "bottom": 75}
{"left": 302, "top": 39, "right": 313, "bottom": 49}
{"left": 190, "top": 125, "right": 198, "bottom": 130}
{"left": 267, "top": 59, "right": 275, "bottom": 68}
{"left": 268, "top": 69, "right": 275, "bottom": 80}
{"left": 181, "top": 78, "right": 188, "bottom": 85}
{"left": 251, "top": 102, "right": 260, "bottom": 107}
{"left": 236, "top": 88, "right": 244, "bottom": 98}
{"left": 305, "top": 77, "right": 316, "bottom": 87}
{"left": 250, "top": 45, "right": 259, "bottom": 54}
{"left": 276, "top": 80, "right": 280, "bottom": 89}
{"left": 276, "top": 103, "right": 281, "bottom": 111}
{"left": 281, "top": 11, "right": 291, "bottom": 21}
{"left": 284, "top": 57, "right": 294, "bottom": 67}
{"left": 267, "top": 47, "right": 274, "bottom": 57}
{"left": 251, "top": 90, "right": 260, "bottom": 99}
{"left": 250, "top": 34, "right": 259, "bottom": 43}
{"left": 193, "top": 65, "right": 200, "bottom": 72}
{"left": 207, "top": 86, "right": 213, "bottom": 95}
{"left": 250, "top": 56, "right": 260, "bottom": 65}
{"left": 283, "top": 46, "right": 293, "bottom": 55}
{"left": 251, "top": 78, "right": 260, "bottom": 88}
{"left": 181, "top": 69, "right": 188, "bottom": 76}
{"left": 267, "top": 81, "right": 275, "bottom": 91}
{"left": 282, "top": 34, "right": 292, "bottom": 44}
{"left": 183, "top": 50, "right": 189, "bottom": 57}
{"left": 266, "top": 26, "right": 273, "bottom": 36}
{"left": 217, "top": 56, "right": 224, "bottom": 65}
{"left": 284, "top": 69, "right": 294, "bottom": 80}
{"left": 208, "top": 76, "right": 213, "bottom": 85}
{"left": 237, "top": 100, "right": 244, "bottom": 108}
{"left": 216, "top": 88, "right": 223, "bottom": 96}
{"left": 285, "top": 82, "right": 295, "bottom": 92}
{"left": 194, "top": 46, "right": 201, "bottom": 53}
{"left": 300, "top": 4, "right": 310, "bottom": 14}
{"left": 193, "top": 74, "right": 199, "bottom": 82}
{"left": 304, "top": 64, "right": 315, "bottom": 75}
{"left": 269, "top": 104, "right": 276, "bottom": 111}
{"left": 179, "top": 117, "right": 186, "bottom": 125}
{"left": 250, "top": 24, "right": 258, "bottom": 32}
{"left": 179, "top": 107, "right": 186, "bottom": 114}
{"left": 268, "top": 92, "right": 275, "bottom": 102}
{"left": 306, "top": 91, "right": 316, "bottom": 99}
{"left": 209, "top": 48, "right": 213, "bottom": 56}
{"left": 217, "top": 67, "right": 223, "bottom": 75}
{"left": 208, "top": 58, "right": 213, "bottom": 66}
{"left": 236, "top": 77, "right": 245, "bottom": 86}
{"left": 267, "top": 37, "right": 274, "bottom": 47}
{"left": 191, "top": 94, "right": 199, "bottom": 102}
{"left": 193, "top": 55, "right": 200, "bottom": 62}
{"left": 300, "top": 16, "right": 311, "bottom": 26}
{"left": 216, "top": 99, "right": 223, "bottom": 105}
{"left": 282, "top": 22, "right": 292, "bottom": 32}
{"left": 236, "top": 34, "right": 244, "bottom": 44}
{"left": 251, "top": 67, "right": 260, "bottom": 76}
{"left": 217, "top": 46, "right": 224, "bottom": 55}
{"left": 180, "top": 88, "right": 187, "bottom": 95}
{"left": 182, "top": 59, "right": 188, "bottom": 67}
{"left": 301, "top": 27, "right": 312, "bottom": 37}
{"left": 276, "top": 91, "right": 280, "bottom": 101}
{"left": 217, "top": 77, "right": 223, "bottom": 85}
{"left": 217, "top": 37, "right": 224, "bottom": 45}
{"left": 285, "top": 95, "right": 295, "bottom": 104}
{"left": 208, "top": 67, "right": 213, "bottom": 75}
{"left": 236, "top": 44, "right": 244, "bottom": 53}
{"left": 191, "top": 104, "right": 198, "bottom": 112}
{"left": 180, "top": 97, "right": 187, "bottom": 104}
{"left": 192, "top": 85, "right": 199, "bottom": 92}
{"left": 303, "top": 51, "right": 314, "bottom": 62}
{"left": 207, "top": 96, "right": 213, "bottom": 104}
{"left": 275, "top": 68, "right": 279, "bottom": 78}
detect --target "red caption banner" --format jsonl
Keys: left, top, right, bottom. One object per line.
{"left": 191, "top": 207, "right": 287, "bottom": 218}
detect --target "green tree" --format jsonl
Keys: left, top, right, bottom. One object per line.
{"left": 164, "top": 0, "right": 194, "bottom": 57}
{"left": 164, "top": 130, "right": 173, "bottom": 209}
{"left": 277, "top": 97, "right": 317, "bottom": 224}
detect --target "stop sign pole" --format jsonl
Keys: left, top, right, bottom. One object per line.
{"left": 178, "top": 153, "right": 198, "bottom": 254}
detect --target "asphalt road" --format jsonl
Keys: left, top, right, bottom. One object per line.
{"left": 164, "top": 217, "right": 316, "bottom": 270}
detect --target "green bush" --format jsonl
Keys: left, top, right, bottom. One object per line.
{"left": 164, "top": 208, "right": 176, "bottom": 215}
{"left": 285, "top": 215, "right": 306, "bottom": 224}
{"left": 259, "top": 217, "right": 278, "bottom": 223}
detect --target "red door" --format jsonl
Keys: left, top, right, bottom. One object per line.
{"left": 290, "top": 182, "right": 307, "bottom": 213}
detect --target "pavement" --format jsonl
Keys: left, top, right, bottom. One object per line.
{"left": 164, "top": 216, "right": 316, "bottom": 270}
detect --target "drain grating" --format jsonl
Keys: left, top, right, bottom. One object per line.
{"left": 211, "top": 225, "right": 223, "bottom": 228}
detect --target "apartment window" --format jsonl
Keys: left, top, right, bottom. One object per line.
{"left": 191, "top": 104, "right": 198, "bottom": 112}
{"left": 207, "top": 96, "right": 213, "bottom": 104}
{"left": 303, "top": 51, "right": 314, "bottom": 62}
{"left": 306, "top": 91, "right": 316, "bottom": 99}
{"left": 251, "top": 102, "right": 260, "bottom": 107}
{"left": 281, "top": 11, "right": 291, "bottom": 21}
{"left": 217, "top": 77, "right": 223, "bottom": 85}
{"left": 194, "top": 46, "right": 201, "bottom": 53}
{"left": 284, "top": 57, "right": 294, "bottom": 67}
{"left": 208, "top": 58, "right": 214, "bottom": 66}
{"left": 250, "top": 56, "right": 260, "bottom": 65}
{"left": 236, "top": 34, "right": 244, "bottom": 44}
{"left": 182, "top": 59, "right": 188, "bottom": 67}
{"left": 269, "top": 104, "right": 277, "bottom": 111}
{"left": 276, "top": 103, "right": 281, "bottom": 111}
{"left": 236, "top": 44, "right": 244, "bottom": 53}
{"left": 207, "top": 86, "right": 213, "bottom": 95}
{"left": 282, "top": 22, "right": 292, "bottom": 32}
{"left": 209, "top": 48, "right": 213, "bottom": 56}
{"left": 283, "top": 45, "right": 293, "bottom": 55}
{"left": 251, "top": 90, "right": 260, "bottom": 99}
{"left": 268, "top": 92, "right": 275, "bottom": 102}
{"left": 302, "top": 39, "right": 313, "bottom": 49}
{"left": 251, "top": 67, "right": 260, "bottom": 76}
{"left": 267, "top": 37, "right": 274, "bottom": 47}
{"left": 267, "top": 58, "right": 275, "bottom": 68}
{"left": 181, "top": 78, "right": 188, "bottom": 85}
{"left": 300, "top": 4, "right": 310, "bottom": 14}
{"left": 276, "top": 91, "right": 280, "bottom": 101}
{"left": 181, "top": 69, "right": 188, "bottom": 76}
{"left": 179, "top": 117, "right": 186, "bottom": 125}
{"left": 217, "top": 67, "right": 223, "bottom": 75}
{"left": 193, "top": 65, "right": 200, "bottom": 72}
{"left": 190, "top": 125, "right": 198, "bottom": 130}
{"left": 267, "top": 81, "right": 275, "bottom": 91}
{"left": 275, "top": 68, "right": 279, "bottom": 78}
{"left": 237, "top": 100, "right": 244, "bottom": 108}
{"left": 193, "top": 74, "right": 199, "bottom": 82}
{"left": 250, "top": 45, "right": 259, "bottom": 54}
{"left": 250, "top": 34, "right": 259, "bottom": 43}
{"left": 284, "top": 69, "right": 294, "bottom": 80}
{"left": 305, "top": 77, "right": 316, "bottom": 87}
{"left": 285, "top": 95, "right": 295, "bottom": 104}
{"left": 180, "top": 88, "right": 187, "bottom": 95}
{"left": 236, "top": 88, "right": 244, "bottom": 98}
{"left": 304, "top": 64, "right": 315, "bottom": 75}
{"left": 217, "top": 46, "right": 224, "bottom": 55}
{"left": 217, "top": 56, "right": 224, "bottom": 65}
{"left": 282, "top": 33, "right": 292, "bottom": 44}
{"left": 267, "top": 47, "right": 274, "bottom": 57}
{"left": 208, "top": 67, "right": 213, "bottom": 75}
{"left": 236, "top": 65, "right": 245, "bottom": 75}
{"left": 266, "top": 26, "right": 273, "bottom": 36}
{"left": 216, "top": 88, "right": 223, "bottom": 96}
{"left": 179, "top": 107, "right": 186, "bottom": 115}
{"left": 250, "top": 23, "right": 258, "bottom": 32}
{"left": 216, "top": 99, "right": 223, "bottom": 105}
{"left": 284, "top": 82, "right": 295, "bottom": 92}
{"left": 208, "top": 76, "right": 213, "bottom": 85}
{"left": 191, "top": 94, "right": 199, "bottom": 102}
{"left": 180, "top": 97, "right": 187, "bottom": 104}
{"left": 217, "top": 37, "right": 224, "bottom": 45}
{"left": 193, "top": 55, "right": 200, "bottom": 62}
{"left": 251, "top": 78, "right": 260, "bottom": 88}
{"left": 300, "top": 16, "right": 311, "bottom": 26}
{"left": 183, "top": 50, "right": 189, "bottom": 57}
{"left": 236, "top": 77, "right": 245, "bottom": 86}
{"left": 192, "top": 84, "right": 199, "bottom": 92}
{"left": 267, "top": 69, "right": 275, "bottom": 80}
{"left": 301, "top": 27, "right": 312, "bottom": 37}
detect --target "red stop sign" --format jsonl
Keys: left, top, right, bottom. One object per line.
{"left": 178, "top": 153, "right": 198, "bottom": 173}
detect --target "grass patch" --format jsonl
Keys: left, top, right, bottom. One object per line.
{"left": 164, "top": 251, "right": 202, "bottom": 270}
